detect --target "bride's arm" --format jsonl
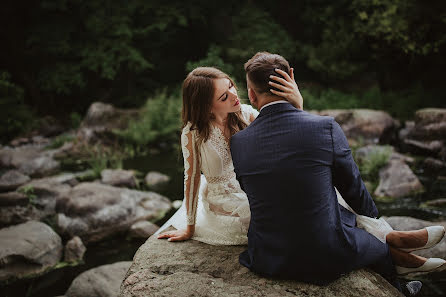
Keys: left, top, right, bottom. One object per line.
{"left": 158, "top": 124, "right": 201, "bottom": 241}
{"left": 269, "top": 68, "right": 303, "bottom": 110}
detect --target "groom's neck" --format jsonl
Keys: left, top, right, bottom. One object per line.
{"left": 257, "top": 96, "right": 286, "bottom": 110}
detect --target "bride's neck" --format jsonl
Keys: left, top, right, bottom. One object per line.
{"left": 212, "top": 112, "right": 228, "bottom": 126}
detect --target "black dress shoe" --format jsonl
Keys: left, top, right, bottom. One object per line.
{"left": 402, "top": 281, "right": 422, "bottom": 296}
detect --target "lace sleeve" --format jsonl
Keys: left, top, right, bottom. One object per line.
{"left": 241, "top": 103, "right": 259, "bottom": 124}
{"left": 181, "top": 123, "right": 202, "bottom": 225}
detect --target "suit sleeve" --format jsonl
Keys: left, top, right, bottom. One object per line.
{"left": 331, "top": 119, "right": 378, "bottom": 217}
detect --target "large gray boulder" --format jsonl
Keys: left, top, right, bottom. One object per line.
{"left": 0, "top": 145, "right": 60, "bottom": 177}
{"left": 56, "top": 182, "right": 172, "bottom": 243}
{"left": 76, "top": 102, "right": 139, "bottom": 144}
{"left": 374, "top": 160, "right": 424, "bottom": 199}
{"left": 0, "top": 220, "right": 63, "bottom": 282}
{"left": 314, "top": 109, "right": 397, "bottom": 145}
{"left": 120, "top": 227, "right": 402, "bottom": 297}
{"left": 383, "top": 216, "right": 446, "bottom": 260}
{"left": 401, "top": 108, "right": 446, "bottom": 158}
{"left": 66, "top": 261, "right": 131, "bottom": 297}
{"left": 0, "top": 170, "right": 30, "bottom": 192}
{"left": 0, "top": 173, "right": 74, "bottom": 228}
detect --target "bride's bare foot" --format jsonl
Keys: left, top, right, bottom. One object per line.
{"left": 390, "top": 246, "right": 426, "bottom": 268}
{"left": 386, "top": 229, "right": 428, "bottom": 249}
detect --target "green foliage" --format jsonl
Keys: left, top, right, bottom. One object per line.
{"left": 187, "top": 3, "right": 298, "bottom": 84}
{"left": 70, "top": 112, "right": 83, "bottom": 129}
{"left": 357, "top": 146, "right": 392, "bottom": 182}
{"left": 84, "top": 145, "right": 124, "bottom": 179}
{"left": 302, "top": 85, "right": 442, "bottom": 121}
{"left": 114, "top": 90, "right": 182, "bottom": 151}
{"left": 18, "top": 185, "right": 37, "bottom": 205}
{"left": 0, "top": 71, "right": 36, "bottom": 143}
{"left": 351, "top": 0, "right": 445, "bottom": 55}
{"left": 46, "top": 133, "right": 75, "bottom": 149}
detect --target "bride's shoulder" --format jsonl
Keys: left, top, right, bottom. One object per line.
{"left": 240, "top": 103, "right": 259, "bottom": 122}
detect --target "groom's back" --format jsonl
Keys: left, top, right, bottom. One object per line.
{"left": 231, "top": 103, "right": 348, "bottom": 280}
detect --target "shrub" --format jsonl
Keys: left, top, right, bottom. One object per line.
{"left": 114, "top": 89, "right": 182, "bottom": 151}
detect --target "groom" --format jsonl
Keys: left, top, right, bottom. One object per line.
{"left": 230, "top": 52, "right": 403, "bottom": 291}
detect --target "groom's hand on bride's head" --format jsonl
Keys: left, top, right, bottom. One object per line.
{"left": 269, "top": 68, "right": 303, "bottom": 110}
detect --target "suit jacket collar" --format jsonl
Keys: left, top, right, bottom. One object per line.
{"left": 257, "top": 101, "right": 299, "bottom": 118}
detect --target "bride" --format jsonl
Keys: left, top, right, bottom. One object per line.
{"left": 156, "top": 66, "right": 445, "bottom": 274}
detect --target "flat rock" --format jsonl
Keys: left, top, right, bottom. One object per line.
{"left": 101, "top": 169, "right": 137, "bottom": 188}
{"left": 65, "top": 261, "right": 131, "bottom": 297}
{"left": 56, "top": 182, "right": 172, "bottom": 243}
{"left": 120, "top": 227, "right": 402, "bottom": 297}
{"left": 0, "top": 170, "right": 30, "bottom": 192}
{"left": 0, "top": 220, "right": 63, "bottom": 282}
{"left": 374, "top": 160, "right": 424, "bottom": 199}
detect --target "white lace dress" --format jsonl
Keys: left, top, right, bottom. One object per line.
{"left": 155, "top": 104, "right": 393, "bottom": 245}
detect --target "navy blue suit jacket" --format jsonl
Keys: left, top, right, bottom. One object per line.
{"left": 230, "top": 102, "right": 392, "bottom": 283}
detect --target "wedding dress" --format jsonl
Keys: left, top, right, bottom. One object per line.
{"left": 155, "top": 104, "right": 393, "bottom": 245}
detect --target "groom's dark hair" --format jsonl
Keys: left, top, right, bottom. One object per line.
{"left": 244, "top": 52, "right": 290, "bottom": 95}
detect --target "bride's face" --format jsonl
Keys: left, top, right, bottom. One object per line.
{"left": 211, "top": 78, "right": 241, "bottom": 116}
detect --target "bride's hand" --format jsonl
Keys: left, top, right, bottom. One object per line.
{"left": 269, "top": 68, "right": 303, "bottom": 110}
{"left": 157, "top": 226, "right": 194, "bottom": 242}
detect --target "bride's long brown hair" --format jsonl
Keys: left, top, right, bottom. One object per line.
{"left": 182, "top": 67, "right": 248, "bottom": 148}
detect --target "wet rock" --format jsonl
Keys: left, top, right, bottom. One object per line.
{"left": 0, "top": 170, "right": 30, "bottom": 192}
{"left": 101, "top": 169, "right": 137, "bottom": 188}
{"left": 172, "top": 200, "right": 183, "bottom": 209}
{"left": 145, "top": 171, "right": 170, "bottom": 190}
{"left": 64, "top": 236, "right": 86, "bottom": 263}
{"left": 402, "top": 139, "right": 443, "bottom": 156}
{"left": 315, "top": 109, "right": 397, "bottom": 144}
{"left": 0, "top": 221, "right": 63, "bottom": 282}
{"left": 120, "top": 227, "right": 402, "bottom": 297}
{"left": 65, "top": 261, "right": 131, "bottom": 297}
{"left": 420, "top": 198, "right": 446, "bottom": 208}
{"left": 374, "top": 160, "right": 424, "bottom": 199}
{"left": 423, "top": 157, "right": 446, "bottom": 172}
{"left": 56, "top": 182, "right": 172, "bottom": 243}
{"left": 401, "top": 108, "right": 446, "bottom": 158}
{"left": 129, "top": 221, "right": 160, "bottom": 238}
{"left": 383, "top": 216, "right": 446, "bottom": 260}
{"left": 0, "top": 145, "right": 60, "bottom": 177}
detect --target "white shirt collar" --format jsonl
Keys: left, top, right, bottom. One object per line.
{"left": 259, "top": 100, "right": 289, "bottom": 112}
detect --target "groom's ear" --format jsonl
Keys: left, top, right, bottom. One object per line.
{"left": 248, "top": 88, "right": 257, "bottom": 106}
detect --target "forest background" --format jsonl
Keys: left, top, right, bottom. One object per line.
{"left": 1, "top": 0, "right": 445, "bottom": 145}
